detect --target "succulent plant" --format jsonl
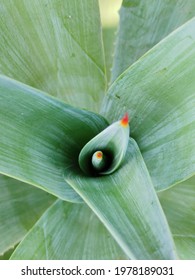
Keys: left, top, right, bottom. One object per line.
{"left": 0, "top": 0, "right": 194, "bottom": 260}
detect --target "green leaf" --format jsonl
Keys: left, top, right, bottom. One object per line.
{"left": 0, "top": 76, "right": 108, "bottom": 202}
{"left": 0, "top": 246, "right": 17, "bottom": 260}
{"left": 67, "top": 138, "right": 177, "bottom": 259}
{"left": 174, "top": 237, "right": 195, "bottom": 260}
{"left": 0, "top": 0, "right": 106, "bottom": 112}
{"left": 159, "top": 176, "right": 195, "bottom": 259}
{"left": 102, "top": 27, "right": 117, "bottom": 84}
{"left": 0, "top": 174, "right": 55, "bottom": 255}
{"left": 11, "top": 200, "right": 127, "bottom": 260}
{"left": 112, "top": 0, "right": 195, "bottom": 80}
{"left": 101, "top": 18, "right": 195, "bottom": 191}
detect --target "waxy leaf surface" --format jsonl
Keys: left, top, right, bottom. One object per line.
{"left": 112, "top": 0, "right": 195, "bottom": 80}
{"left": 11, "top": 200, "right": 127, "bottom": 260}
{"left": 0, "top": 76, "right": 108, "bottom": 202}
{"left": 101, "top": 18, "right": 195, "bottom": 191}
{"left": 159, "top": 176, "right": 195, "bottom": 259}
{"left": 0, "top": 0, "right": 106, "bottom": 112}
{"left": 0, "top": 175, "right": 55, "bottom": 255}
{"left": 67, "top": 139, "right": 177, "bottom": 259}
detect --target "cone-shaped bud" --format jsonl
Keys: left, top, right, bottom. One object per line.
{"left": 91, "top": 151, "right": 107, "bottom": 171}
{"left": 79, "top": 113, "right": 130, "bottom": 176}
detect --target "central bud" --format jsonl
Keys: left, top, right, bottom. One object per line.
{"left": 92, "top": 151, "right": 107, "bottom": 172}
{"left": 78, "top": 113, "right": 130, "bottom": 176}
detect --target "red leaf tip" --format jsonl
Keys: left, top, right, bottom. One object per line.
{"left": 120, "top": 113, "right": 129, "bottom": 127}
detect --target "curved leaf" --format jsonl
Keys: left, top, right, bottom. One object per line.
{"left": 79, "top": 114, "right": 129, "bottom": 175}
{"left": 0, "top": 76, "right": 108, "bottom": 202}
{"left": 11, "top": 200, "right": 127, "bottom": 260}
{"left": 67, "top": 138, "right": 177, "bottom": 260}
{"left": 112, "top": 0, "right": 195, "bottom": 80}
{"left": 101, "top": 18, "right": 195, "bottom": 191}
{"left": 0, "top": 0, "right": 106, "bottom": 112}
{"left": 159, "top": 176, "right": 195, "bottom": 259}
{"left": 0, "top": 174, "right": 55, "bottom": 255}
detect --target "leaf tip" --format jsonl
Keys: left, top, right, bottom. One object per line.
{"left": 96, "top": 151, "right": 103, "bottom": 159}
{"left": 120, "top": 112, "right": 129, "bottom": 127}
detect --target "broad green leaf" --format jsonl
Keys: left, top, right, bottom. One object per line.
{"left": 11, "top": 200, "right": 127, "bottom": 260}
{"left": 102, "top": 27, "right": 117, "bottom": 84}
{"left": 174, "top": 237, "right": 195, "bottom": 260}
{"left": 0, "top": 174, "right": 55, "bottom": 256}
{"left": 101, "top": 18, "right": 195, "bottom": 191}
{"left": 0, "top": 76, "right": 108, "bottom": 202}
{"left": 0, "top": 0, "right": 106, "bottom": 112}
{"left": 67, "top": 138, "right": 177, "bottom": 260}
{"left": 159, "top": 176, "right": 195, "bottom": 259}
{"left": 112, "top": 0, "right": 195, "bottom": 80}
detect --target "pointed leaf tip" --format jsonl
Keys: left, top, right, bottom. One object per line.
{"left": 120, "top": 113, "right": 129, "bottom": 127}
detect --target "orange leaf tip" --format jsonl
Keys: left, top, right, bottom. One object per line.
{"left": 96, "top": 151, "right": 103, "bottom": 159}
{"left": 120, "top": 113, "right": 129, "bottom": 127}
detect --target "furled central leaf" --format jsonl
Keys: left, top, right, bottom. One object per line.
{"left": 79, "top": 113, "right": 129, "bottom": 175}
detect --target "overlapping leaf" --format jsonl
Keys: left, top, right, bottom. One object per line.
{"left": 0, "top": 0, "right": 194, "bottom": 261}
{"left": 159, "top": 176, "right": 195, "bottom": 259}
{"left": 0, "top": 0, "right": 106, "bottom": 112}
{"left": 0, "top": 174, "right": 55, "bottom": 256}
{"left": 101, "top": 18, "right": 195, "bottom": 191}
{"left": 11, "top": 200, "right": 127, "bottom": 260}
{"left": 0, "top": 76, "right": 108, "bottom": 202}
{"left": 67, "top": 139, "right": 177, "bottom": 260}
{"left": 112, "top": 0, "right": 195, "bottom": 80}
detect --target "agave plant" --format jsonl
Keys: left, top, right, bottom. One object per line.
{"left": 0, "top": 0, "right": 195, "bottom": 260}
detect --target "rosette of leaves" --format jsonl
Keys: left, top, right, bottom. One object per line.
{"left": 0, "top": 0, "right": 195, "bottom": 260}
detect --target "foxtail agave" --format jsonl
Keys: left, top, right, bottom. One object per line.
{"left": 0, "top": 0, "right": 195, "bottom": 260}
